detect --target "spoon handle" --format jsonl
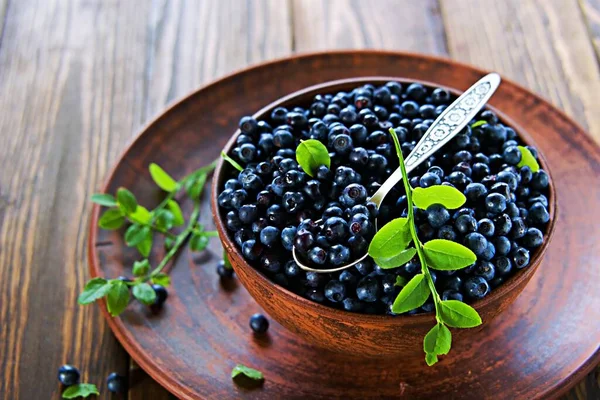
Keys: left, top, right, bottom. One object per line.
{"left": 369, "top": 73, "right": 501, "bottom": 206}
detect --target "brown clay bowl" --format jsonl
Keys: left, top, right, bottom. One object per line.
{"left": 211, "top": 77, "right": 557, "bottom": 357}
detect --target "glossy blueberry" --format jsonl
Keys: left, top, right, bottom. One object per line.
{"left": 513, "top": 247, "right": 530, "bottom": 269}
{"left": 225, "top": 211, "right": 243, "bottom": 232}
{"left": 239, "top": 116, "right": 258, "bottom": 135}
{"left": 354, "top": 260, "right": 373, "bottom": 276}
{"left": 472, "top": 163, "right": 491, "bottom": 179}
{"left": 505, "top": 202, "right": 520, "bottom": 219}
{"left": 241, "top": 239, "right": 263, "bottom": 261}
{"left": 406, "top": 83, "right": 427, "bottom": 101}
{"left": 447, "top": 171, "right": 470, "bottom": 189}
{"left": 531, "top": 170, "right": 549, "bottom": 190}
{"left": 522, "top": 227, "right": 544, "bottom": 248}
{"left": 58, "top": 365, "right": 80, "bottom": 386}
{"left": 307, "top": 246, "right": 327, "bottom": 265}
{"left": 493, "top": 236, "right": 511, "bottom": 256}
{"left": 509, "top": 217, "right": 527, "bottom": 239}
{"left": 474, "top": 261, "right": 495, "bottom": 280}
{"left": 493, "top": 214, "right": 513, "bottom": 236}
{"left": 280, "top": 226, "right": 297, "bottom": 251}
{"left": 478, "top": 218, "right": 495, "bottom": 237}
{"left": 464, "top": 232, "right": 488, "bottom": 256}
{"left": 444, "top": 275, "right": 463, "bottom": 292}
{"left": 152, "top": 284, "right": 168, "bottom": 307}
{"left": 528, "top": 202, "right": 550, "bottom": 225}
{"left": 485, "top": 193, "right": 507, "bottom": 214}
{"left": 464, "top": 183, "right": 488, "bottom": 203}
{"left": 340, "top": 183, "right": 368, "bottom": 207}
{"left": 427, "top": 204, "right": 450, "bottom": 228}
{"left": 503, "top": 146, "right": 522, "bottom": 165}
{"left": 494, "top": 256, "right": 512, "bottom": 276}
{"left": 324, "top": 280, "right": 346, "bottom": 302}
{"left": 251, "top": 218, "right": 268, "bottom": 234}
{"left": 238, "top": 204, "right": 258, "bottom": 224}
{"left": 497, "top": 171, "right": 518, "bottom": 191}
{"left": 282, "top": 191, "right": 305, "bottom": 213}
{"left": 419, "top": 172, "right": 441, "bottom": 188}
{"left": 464, "top": 276, "right": 490, "bottom": 299}
{"left": 294, "top": 230, "right": 314, "bottom": 253}
{"left": 356, "top": 275, "right": 380, "bottom": 302}
{"left": 266, "top": 204, "right": 285, "bottom": 226}
{"left": 348, "top": 235, "right": 368, "bottom": 257}
{"left": 250, "top": 313, "right": 269, "bottom": 333}
{"left": 324, "top": 216, "right": 349, "bottom": 243}
{"left": 349, "top": 213, "right": 372, "bottom": 236}
{"left": 259, "top": 226, "right": 280, "bottom": 247}
{"left": 217, "top": 260, "right": 234, "bottom": 279}
{"left": 107, "top": 373, "right": 128, "bottom": 394}
{"left": 437, "top": 225, "right": 457, "bottom": 241}
{"left": 343, "top": 298, "right": 363, "bottom": 312}
{"left": 339, "top": 270, "right": 357, "bottom": 286}
{"left": 442, "top": 290, "right": 464, "bottom": 302}
{"left": 328, "top": 245, "right": 351, "bottom": 266}
{"left": 455, "top": 214, "right": 478, "bottom": 234}
{"left": 480, "top": 242, "right": 496, "bottom": 261}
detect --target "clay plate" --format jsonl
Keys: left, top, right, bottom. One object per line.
{"left": 89, "top": 50, "right": 600, "bottom": 399}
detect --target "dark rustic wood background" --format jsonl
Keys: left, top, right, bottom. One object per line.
{"left": 0, "top": 0, "right": 598, "bottom": 399}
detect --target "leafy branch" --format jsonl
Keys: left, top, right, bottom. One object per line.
{"left": 367, "top": 128, "right": 482, "bottom": 366}
{"left": 80, "top": 160, "right": 218, "bottom": 316}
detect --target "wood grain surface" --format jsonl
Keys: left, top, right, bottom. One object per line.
{"left": 0, "top": 0, "right": 597, "bottom": 399}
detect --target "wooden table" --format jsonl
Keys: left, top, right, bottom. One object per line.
{"left": 0, "top": 1, "right": 598, "bottom": 399}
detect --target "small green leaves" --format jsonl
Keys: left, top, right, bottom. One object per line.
{"left": 133, "top": 259, "right": 150, "bottom": 277}
{"left": 78, "top": 278, "right": 111, "bottom": 305}
{"left": 394, "top": 276, "right": 408, "bottom": 288}
{"left": 391, "top": 274, "right": 430, "bottom": 314}
{"left": 62, "top": 383, "right": 99, "bottom": 399}
{"left": 98, "top": 209, "right": 125, "bottom": 230}
{"left": 424, "top": 323, "right": 452, "bottom": 356}
{"left": 186, "top": 173, "right": 208, "bottom": 200}
{"left": 375, "top": 248, "right": 417, "bottom": 269}
{"left": 149, "top": 163, "right": 178, "bottom": 192}
{"left": 136, "top": 233, "right": 153, "bottom": 257}
{"left": 368, "top": 217, "right": 412, "bottom": 259}
{"left": 412, "top": 186, "right": 466, "bottom": 210}
{"left": 106, "top": 280, "right": 130, "bottom": 316}
{"left": 221, "top": 151, "right": 244, "bottom": 172}
{"left": 439, "top": 300, "right": 482, "bottom": 328}
{"left": 423, "top": 240, "right": 477, "bottom": 270}
{"left": 470, "top": 120, "right": 486, "bottom": 129}
{"left": 167, "top": 200, "right": 184, "bottom": 226}
{"left": 517, "top": 146, "right": 540, "bottom": 172}
{"left": 132, "top": 283, "right": 157, "bottom": 305}
{"left": 155, "top": 209, "right": 175, "bottom": 231}
{"left": 117, "top": 188, "right": 137, "bottom": 214}
{"left": 151, "top": 273, "right": 171, "bottom": 287}
{"left": 91, "top": 193, "right": 117, "bottom": 207}
{"left": 125, "top": 224, "right": 151, "bottom": 247}
{"left": 190, "top": 233, "right": 209, "bottom": 251}
{"left": 296, "top": 139, "right": 330, "bottom": 177}
{"left": 425, "top": 353, "right": 438, "bottom": 366}
{"left": 231, "top": 364, "right": 264, "bottom": 381}
{"left": 130, "top": 205, "right": 152, "bottom": 224}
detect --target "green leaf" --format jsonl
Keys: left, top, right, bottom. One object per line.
{"left": 470, "top": 120, "right": 487, "bottom": 129}
{"left": 391, "top": 273, "right": 430, "bottom": 314}
{"left": 130, "top": 205, "right": 152, "bottom": 224}
{"left": 78, "top": 278, "right": 111, "bottom": 305}
{"left": 375, "top": 248, "right": 417, "bottom": 269}
{"left": 133, "top": 259, "right": 150, "bottom": 277}
{"left": 98, "top": 209, "right": 125, "bottom": 230}
{"left": 439, "top": 300, "right": 482, "bottom": 328}
{"left": 164, "top": 237, "right": 175, "bottom": 250}
{"left": 190, "top": 233, "right": 209, "bottom": 251}
{"left": 149, "top": 163, "right": 178, "bottom": 192}
{"left": 368, "top": 217, "right": 412, "bottom": 259}
{"left": 125, "top": 224, "right": 151, "bottom": 247}
{"left": 116, "top": 188, "right": 137, "bottom": 214}
{"left": 106, "top": 280, "right": 130, "bottom": 316}
{"left": 221, "top": 151, "right": 244, "bottom": 172}
{"left": 132, "top": 283, "right": 156, "bottom": 305}
{"left": 223, "top": 252, "right": 233, "bottom": 270}
{"left": 187, "top": 174, "right": 208, "bottom": 200}
{"left": 136, "top": 233, "right": 153, "bottom": 257}
{"left": 167, "top": 200, "right": 184, "bottom": 226}
{"left": 151, "top": 273, "right": 171, "bottom": 287}
{"left": 394, "top": 275, "right": 408, "bottom": 288}
{"left": 91, "top": 193, "right": 117, "bottom": 207}
{"left": 412, "top": 186, "right": 466, "bottom": 210}
{"left": 155, "top": 209, "right": 174, "bottom": 231}
{"left": 425, "top": 352, "right": 439, "bottom": 366}
{"left": 62, "top": 383, "right": 99, "bottom": 399}
{"left": 423, "top": 239, "right": 477, "bottom": 271}
{"left": 296, "top": 139, "right": 331, "bottom": 177}
{"left": 516, "top": 145, "right": 540, "bottom": 172}
{"left": 424, "top": 323, "right": 452, "bottom": 356}
{"left": 231, "top": 364, "right": 264, "bottom": 381}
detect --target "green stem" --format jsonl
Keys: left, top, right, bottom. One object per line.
{"left": 126, "top": 216, "right": 176, "bottom": 239}
{"left": 389, "top": 128, "right": 442, "bottom": 321}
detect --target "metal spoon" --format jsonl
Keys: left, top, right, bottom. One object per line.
{"left": 293, "top": 73, "right": 502, "bottom": 273}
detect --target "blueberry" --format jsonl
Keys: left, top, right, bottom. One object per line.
{"left": 478, "top": 218, "right": 495, "bottom": 237}
{"left": 107, "top": 372, "right": 128, "bottom": 394}
{"left": 238, "top": 143, "right": 257, "bottom": 163}
{"left": 505, "top": 202, "right": 520, "bottom": 219}
{"left": 442, "top": 290, "right": 464, "bottom": 302}
{"left": 444, "top": 275, "right": 463, "bottom": 291}
{"left": 282, "top": 191, "right": 305, "bottom": 213}
{"left": 241, "top": 239, "right": 263, "bottom": 261}
{"left": 493, "top": 214, "right": 513, "bottom": 236}
{"left": 259, "top": 226, "right": 280, "bottom": 247}
{"left": 455, "top": 214, "right": 478, "bottom": 234}
{"left": 339, "top": 270, "right": 357, "bottom": 285}
{"left": 266, "top": 204, "right": 285, "bottom": 225}
{"left": 485, "top": 193, "right": 507, "bottom": 214}
{"left": 349, "top": 213, "right": 372, "bottom": 236}
{"left": 333, "top": 134, "right": 353, "bottom": 154}
{"left": 427, "top": 204, "right": 450, "bottom": 228}
{"left": 447, "top": 171, "right": 470, "bottom": 189}
{"left": 324, "top": 217, "right": 349, "bottom": 243}
{"left": 472, "top": 163, "right": 491, "bottom": 179}
{"left": 528, "top": 202, "right": 550, "bottom": 225}
{"left": 217, "top": 260, "right": 234, "bottom": 279}
{"left": 356, "top": 275, "right": 380, "bottom": 302}
{"left": 152, "top": 284, "right": 168, "bottom": 307}
{"left": 306, "top": 288, "right": 325, "bottom": 303}
{"left": 474, "top": 261, "right": 495, "bottom": 280}
{"left": 406, "top": 83, "right": 427, "bottom": 101}
{"left": 334, "top": 166, "right": 360, "bottom": 187}
{"left": 324, "top": 280, "right": 346, "bottom": 302}
{"left": 58, "top": 365, "right": 80, "bottom": 386}
{"left": 294, "top": 231, "right": 314, "bottom": 253}
{"left": 285, "top": 170, "right": 306, "bottom": 187}
{"left": 464, "top": 183, "right": 488, "bottom": 202}
{"left": 217, "top": 189, "right": 234, "bottom": 209}
{"left": 493, "top": 236, "right": 511, "bottom": 256}
{"left": 328, "top": 244, "right": 351, "bottom": 266}
{"left": 464, "top": 232, "right": 488, "bottom": 256}
{"left": 418, "top": 223, "right": 436, "bottom": 240}
{"left": 354, "top": 260, "right": 373, "bottom": 276}
{"left": 531, "top": 170, "right": 549, "bottom": 190}
{"left": 281, "top": 226, "right": 297, "bottom": 251}
{"left": 323, "top": 206, "right": 344, "bottom": 219}
{"left": 238, "top": 204, "right": 258, "bottom": 224}
{"left": 308, "top": 246, "right": 327, "bottom": 265}
{"left": 513, "top": 247, "right": 530, "bottom": 269}
{"left": 522, "top": 227, "right": 544, "bottom": 248}
{"left": 343, "top": 297, "right": 363, "bottom": 312}
{"left": 340, "top": 183, "right": 367, "bottom": 207}
{"left": 438, "top": 225, "right": 457, "bottom": 241}
{"left": 464, "top": 276, "right": 490, "bottom": 299}
{"left": 249, "top": 313, "right": 269, "bottom": 333}
{"left": 256, "top": 190, "right": 274, "bottom": 207}
{"left": 497, "top": 171, "right": 518, "bottom": 191}
{"left": 509, "top": 217, "right": 527, "bottom": 239}
{"left": 419, "top": 172, "right": 441, "bottom": 188}
{"left": 494, "top": 256, "right": 512, "bottom": 276}
{"left": 284, "top": 260, "right": 301, "bottom": 277}
{"left": 348, "top": 235, "right": 368, "bottom": 257}
{"left": 483, "top": 124, "right": 507, "bottom": 143}
{"left": 529, "top": 195, "right": 549, "bottom": 208}
{"left": 252, "top": 218, "right": 268, "bottom": 234}
{"left": 503, "top": 146, "right": 522, "bottom": 165}
{"left": 241, "top": 174, "right": 263, "bottom": 192}
{"left": 239, "top": 116, "right": 258, "bottom": 135}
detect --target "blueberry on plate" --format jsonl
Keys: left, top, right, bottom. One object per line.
{"left": 249, "top": 313, "right": 269, "bottom": 334}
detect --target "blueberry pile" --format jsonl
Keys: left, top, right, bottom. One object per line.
{"left": 217, "top": 81, "right": 551, "bottom": 315}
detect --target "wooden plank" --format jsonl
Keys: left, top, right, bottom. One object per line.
{"left": 0, "top": 0, "right": 151, "bottom": 398}
{"left": 291, "top": 0, "right": 448, "bottom": 55}
{"left": 440, "top": 0, "right": 600, "bottom": 142}
{"left": 579, "top": 0, "right": 600, "bottom": 60}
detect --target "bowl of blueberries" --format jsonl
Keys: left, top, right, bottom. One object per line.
{"left": 211, "top": 77, "right": 556, "bottom": 358}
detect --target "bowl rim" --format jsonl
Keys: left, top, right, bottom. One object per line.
{"left": 211, "top": 76, "right": 558, "bottom": 324}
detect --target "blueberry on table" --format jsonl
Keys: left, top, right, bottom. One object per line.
{"left": 464, "top": 276, "right": 490, "bottom": 299}
{"left": 107, "top": 372, "right": 128, "bottom": 394}
{"left": 217, "top": 260, "right": 234, "bottom": 279}
{"left": 152, "top": 284, "right": 168, "bottom": 307}
{"left": 57, "top": 365, "right": 80, "bottom": 386}
{"left": 249, "top": 313, "right": 269, "bottom": 334}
